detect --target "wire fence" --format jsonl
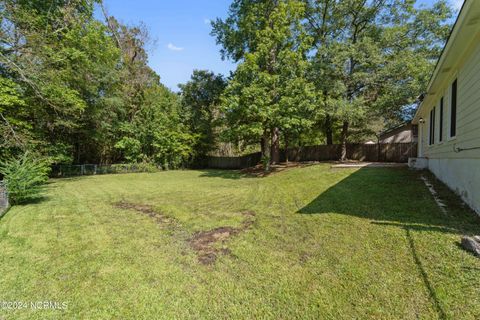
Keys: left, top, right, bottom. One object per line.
{"left": 0, "top": 181, "right": 9, "bottom": 215}
{"left": 51, "top": 163, "right": 159, "bottom": 178}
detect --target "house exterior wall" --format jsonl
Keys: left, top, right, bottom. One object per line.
{"left": 427, "top": 159, "right": 480, "bottom": 212}
{"left": 416, "top": 35, "right": 480, "bottom": 213}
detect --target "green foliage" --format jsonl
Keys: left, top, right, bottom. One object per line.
{"left": 0, "top": 77, "right": 26, "bottom": 112}
{"left": 0, "top": 152, "right": 51, "bottom": 204}
{"left": 109, "top": 163, "right": 158, "bottom": 174}
{"left": 179, "top": 70, "right": 227, "bottom": 158}
{"left": 0, "top": 0, "right": 195, "bottom": 168}
{"left": 114, "top": 85, "right": 197, "bottom": 168}
{"left": 214, "top": 0, "right": 316, "bottom": 165}
{"left": 304, "top": 0, "right": 453, "bottom": 147}
{"left": 214, "top": 0, "right": 453, "bottom": 157}
{"left": 115, "top": 137, "right": 143, "bottom": 163}
{"left": 0, "top": 0, "right": 456, "bottom": 167}
{"left": 0, "top": 76, "right": 29, "bottom": 159}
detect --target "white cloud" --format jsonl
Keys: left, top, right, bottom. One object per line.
{"left": 167, "top": 43, "right": 184, "bottom": 51}
{"left": 204, "top": 18, "right": 211, "bottom": 25}
{"left": 451, "top": 0, "right": 464, "bottom": 11}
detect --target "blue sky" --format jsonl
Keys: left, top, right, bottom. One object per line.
{"left": 97, "top": 0, "right": 464, "bottom": 92}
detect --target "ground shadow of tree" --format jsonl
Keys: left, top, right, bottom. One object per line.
{"left": 0, "top": 195, "right": 50, "bottom": 222}
{"left": 298, "top": 167, "right": 480, "bottom": 320}
{"left": 298, "top": 168, "right": 480, "bottom": 235}
{"left": 198, "top": 163, "right": 320, "bottom": 180}
{"left": 11, "top": 195, "right": 50, "bottom": 206}
{"left": 198, "top": 169, "right": 256, "bottom": 180}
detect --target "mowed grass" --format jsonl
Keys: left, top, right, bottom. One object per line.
{"left": 1, "top": 164, "right": 480, "bottom": 319}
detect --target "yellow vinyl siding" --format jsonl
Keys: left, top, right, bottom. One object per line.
{"left": 420, "top": 37, "right": 480, "bottom": 160}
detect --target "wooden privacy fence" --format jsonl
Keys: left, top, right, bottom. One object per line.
{"left": 287, "top": 143, "right": 417, "bottom": 163}
{"left": 206, "top": 143, "right": 417, "bottom": 169}
{"left": 206, "top": 152, "right": 262, "bottom": 169}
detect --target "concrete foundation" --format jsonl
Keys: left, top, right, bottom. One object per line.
{"left": 408, "top": 157, "right": 429, "bottom": 170}
{"left": 427, "top": 158, "right": 480, "bottom": 215}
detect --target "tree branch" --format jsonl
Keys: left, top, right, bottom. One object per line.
{"left": 100, "top": 2, "right": 123, "bottom": 51}
{"left": 0, "top": 113, "right": 23, "bottom": 147}
{"left": 0, "top": 52, "right": 60, "bottom": 113}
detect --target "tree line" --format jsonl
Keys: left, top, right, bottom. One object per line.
{"left": 1, "top": 0, "right": 194, "bottom": 169}
{"left": 1, "top": 0, "right": 453, "bottom": 171}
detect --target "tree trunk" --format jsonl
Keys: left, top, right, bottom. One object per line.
{"left": 284, "top": 133, "right": 289, "bottom": 163}
{"left": 325, "top": 114, "right": 333, "bottom": 145}
{"left": 340, "top": 121, "right": 349, "bottom": 161}
{"left": 76, "top": 140, "right": 81, "bottom": 164}
{"left": 271, "top": 127, "right": 280, "bottom": 164}
{"left": 260, "top": 137, "right": 265, "bottom": 156}
{"left": 262, "top": 130, "right": 271, "bottom": 172}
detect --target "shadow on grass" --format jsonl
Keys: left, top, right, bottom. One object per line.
{"left": 405, "top": 227, "right": 447, "bottom": 320}
{"left": 0, "top": 195, "right": 50, "bottom": 223}
{"left": 198, "top": 169, "right": 256, "bottom": 180}
{"left": 198, "top": 163, "right": 320, "bottom": 180}
{"left": 298, "top": 167, "right": 480, "bottom": 234}
{"left": 298, "top": 167, "right": 480, "bottom": 320}
{"left": 21, "top": 195, "right": 50, "bottom": 205}
{"left": 48, "top": 176, "right": 92, "bottom": 182}
{"left": 373, "top": 221, "right": 449, "bottom": 319}
{"left": 0, "top": 206, "right": 11, "bottom": 222}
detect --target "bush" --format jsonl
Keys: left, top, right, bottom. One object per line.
{"left": 110, "top": 162, "right": 158, "bottom": 174}
{"left": 0, "top": 152, "right": 51, "bottom": 204}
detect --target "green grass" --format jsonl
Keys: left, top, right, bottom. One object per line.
{"left": 1, "top": 164, "right": 479, "bottom": 319}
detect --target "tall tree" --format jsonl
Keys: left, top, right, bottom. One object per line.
{"left": 213, "top": 0, "right": 315, "bottom": 170}
{"left": 179, "top": 70, "right": 227, "bottom": 160}
{"left": 100, "top": 14, "right": 196, "bottom": 167}
{"left": 0, "top": 0, "right": 121, "bottom": 163}
{"left": 0, "top": 0, "right": 196, "bottom": 167}
{"left": 114, "top": 84, "right": 196, "bottom": 168}
{"left": 304, "top": 0, "right": 453, "bottom": 160}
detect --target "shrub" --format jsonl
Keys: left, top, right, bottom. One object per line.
{"left": 110, "top": 162, "right": 158, "bottom": 174}
{"left": 0, "top": 152, "right": 51, "bottom": 204}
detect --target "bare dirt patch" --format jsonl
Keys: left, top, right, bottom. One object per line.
{"left": 114, "top": 201, "right": 175, "bottom": 224}
{"left": 189, "top": 211, "right": 256, "bottom": 265}
{"left": 115, "top": 201, "right": 255, "bottom": 265}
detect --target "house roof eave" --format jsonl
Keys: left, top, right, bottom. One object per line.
{"left": 413, "top": 0, "right": 473, "bottom": 123}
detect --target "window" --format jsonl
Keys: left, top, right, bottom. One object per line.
{"left": 450, "top": 79, "right": 457, "bottom": 137}
{"left": 429, "top": 107, "right": 436, "bottom": 145}
{"left": 439, "top": 97, "right": 444, "bottom": 142}
{"left": 429, "top": 109, "right": 432, "bottom": 145}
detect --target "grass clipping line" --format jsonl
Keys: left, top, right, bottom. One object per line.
{"left": 114, "top": 201, "right": 256, "bottom": 265}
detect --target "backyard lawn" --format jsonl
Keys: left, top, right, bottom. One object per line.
{"left": 1, "top": 164, "right": 479, "bottom": 319}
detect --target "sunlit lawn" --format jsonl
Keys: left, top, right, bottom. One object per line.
{"left": 1, "top": 164, "right": 479, "bottom": 319}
